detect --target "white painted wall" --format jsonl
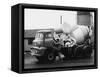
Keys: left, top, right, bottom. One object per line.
{"left": 25, "top": 9, "right": 77, "bottom": 30}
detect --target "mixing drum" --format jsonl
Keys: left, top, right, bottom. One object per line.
{"left": 71, "top": 25, "right": 89, "bottom": 44}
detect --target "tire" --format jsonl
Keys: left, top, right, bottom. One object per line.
{"left": 74, "top": 46, "right": 84, "bottom": 58}
{"left": 43, "top": 48, "right": 56, "bottom": 63}
{"left": 83, "top": 46, "right": 92, "bottom": 57}
{"left": 36, "top": 48, "right": 56, "bottom": 63}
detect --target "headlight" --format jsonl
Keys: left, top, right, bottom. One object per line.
{"left": 33, "top": 42, "right": 38, "bottom": 46}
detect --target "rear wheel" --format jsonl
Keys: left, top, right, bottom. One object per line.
{"left": 83, "top": 46, "right": 92, "bottom": 57}
{"left": 74, "top": 46, "right": 84, "bottom": 58}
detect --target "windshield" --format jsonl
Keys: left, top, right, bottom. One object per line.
{"left": 45, "top": 33, "right": 52, "bottom": 38}
{"left": 35, "top": 33, "right": 44, "bottom": 39}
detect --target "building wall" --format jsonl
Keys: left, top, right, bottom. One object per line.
{"left": 24, "top": 9, "right": 77, "bottom": 30}
{"left": 24, "top": 39, "right": 32, "bottom": 51}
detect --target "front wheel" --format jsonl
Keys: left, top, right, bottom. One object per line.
{"left": 43, "top": 49, "right": 56, "bottom": 63}
{"left": 47, "top": 52, "right": 56, "bottom": 62}
{"left": 36, "top": 49, "right": 56, "bottom": 63}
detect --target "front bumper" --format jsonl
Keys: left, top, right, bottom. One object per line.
{"left": 30, "top": 46, "right": 46, "bottom": 56}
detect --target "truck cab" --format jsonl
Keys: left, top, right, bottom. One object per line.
{"left": 33, "top": 30, "right": 54, "bottom": 47}
{"left": 30, "top": 29, "right": 57, "bottom": 63}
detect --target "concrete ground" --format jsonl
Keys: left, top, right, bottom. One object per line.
{"left": 24, "top": 52, "right": 94, "bottom": 69}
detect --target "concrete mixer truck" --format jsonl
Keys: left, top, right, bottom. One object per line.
{"left": 29, "top": 25, "right": 93, "bottom": 63}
